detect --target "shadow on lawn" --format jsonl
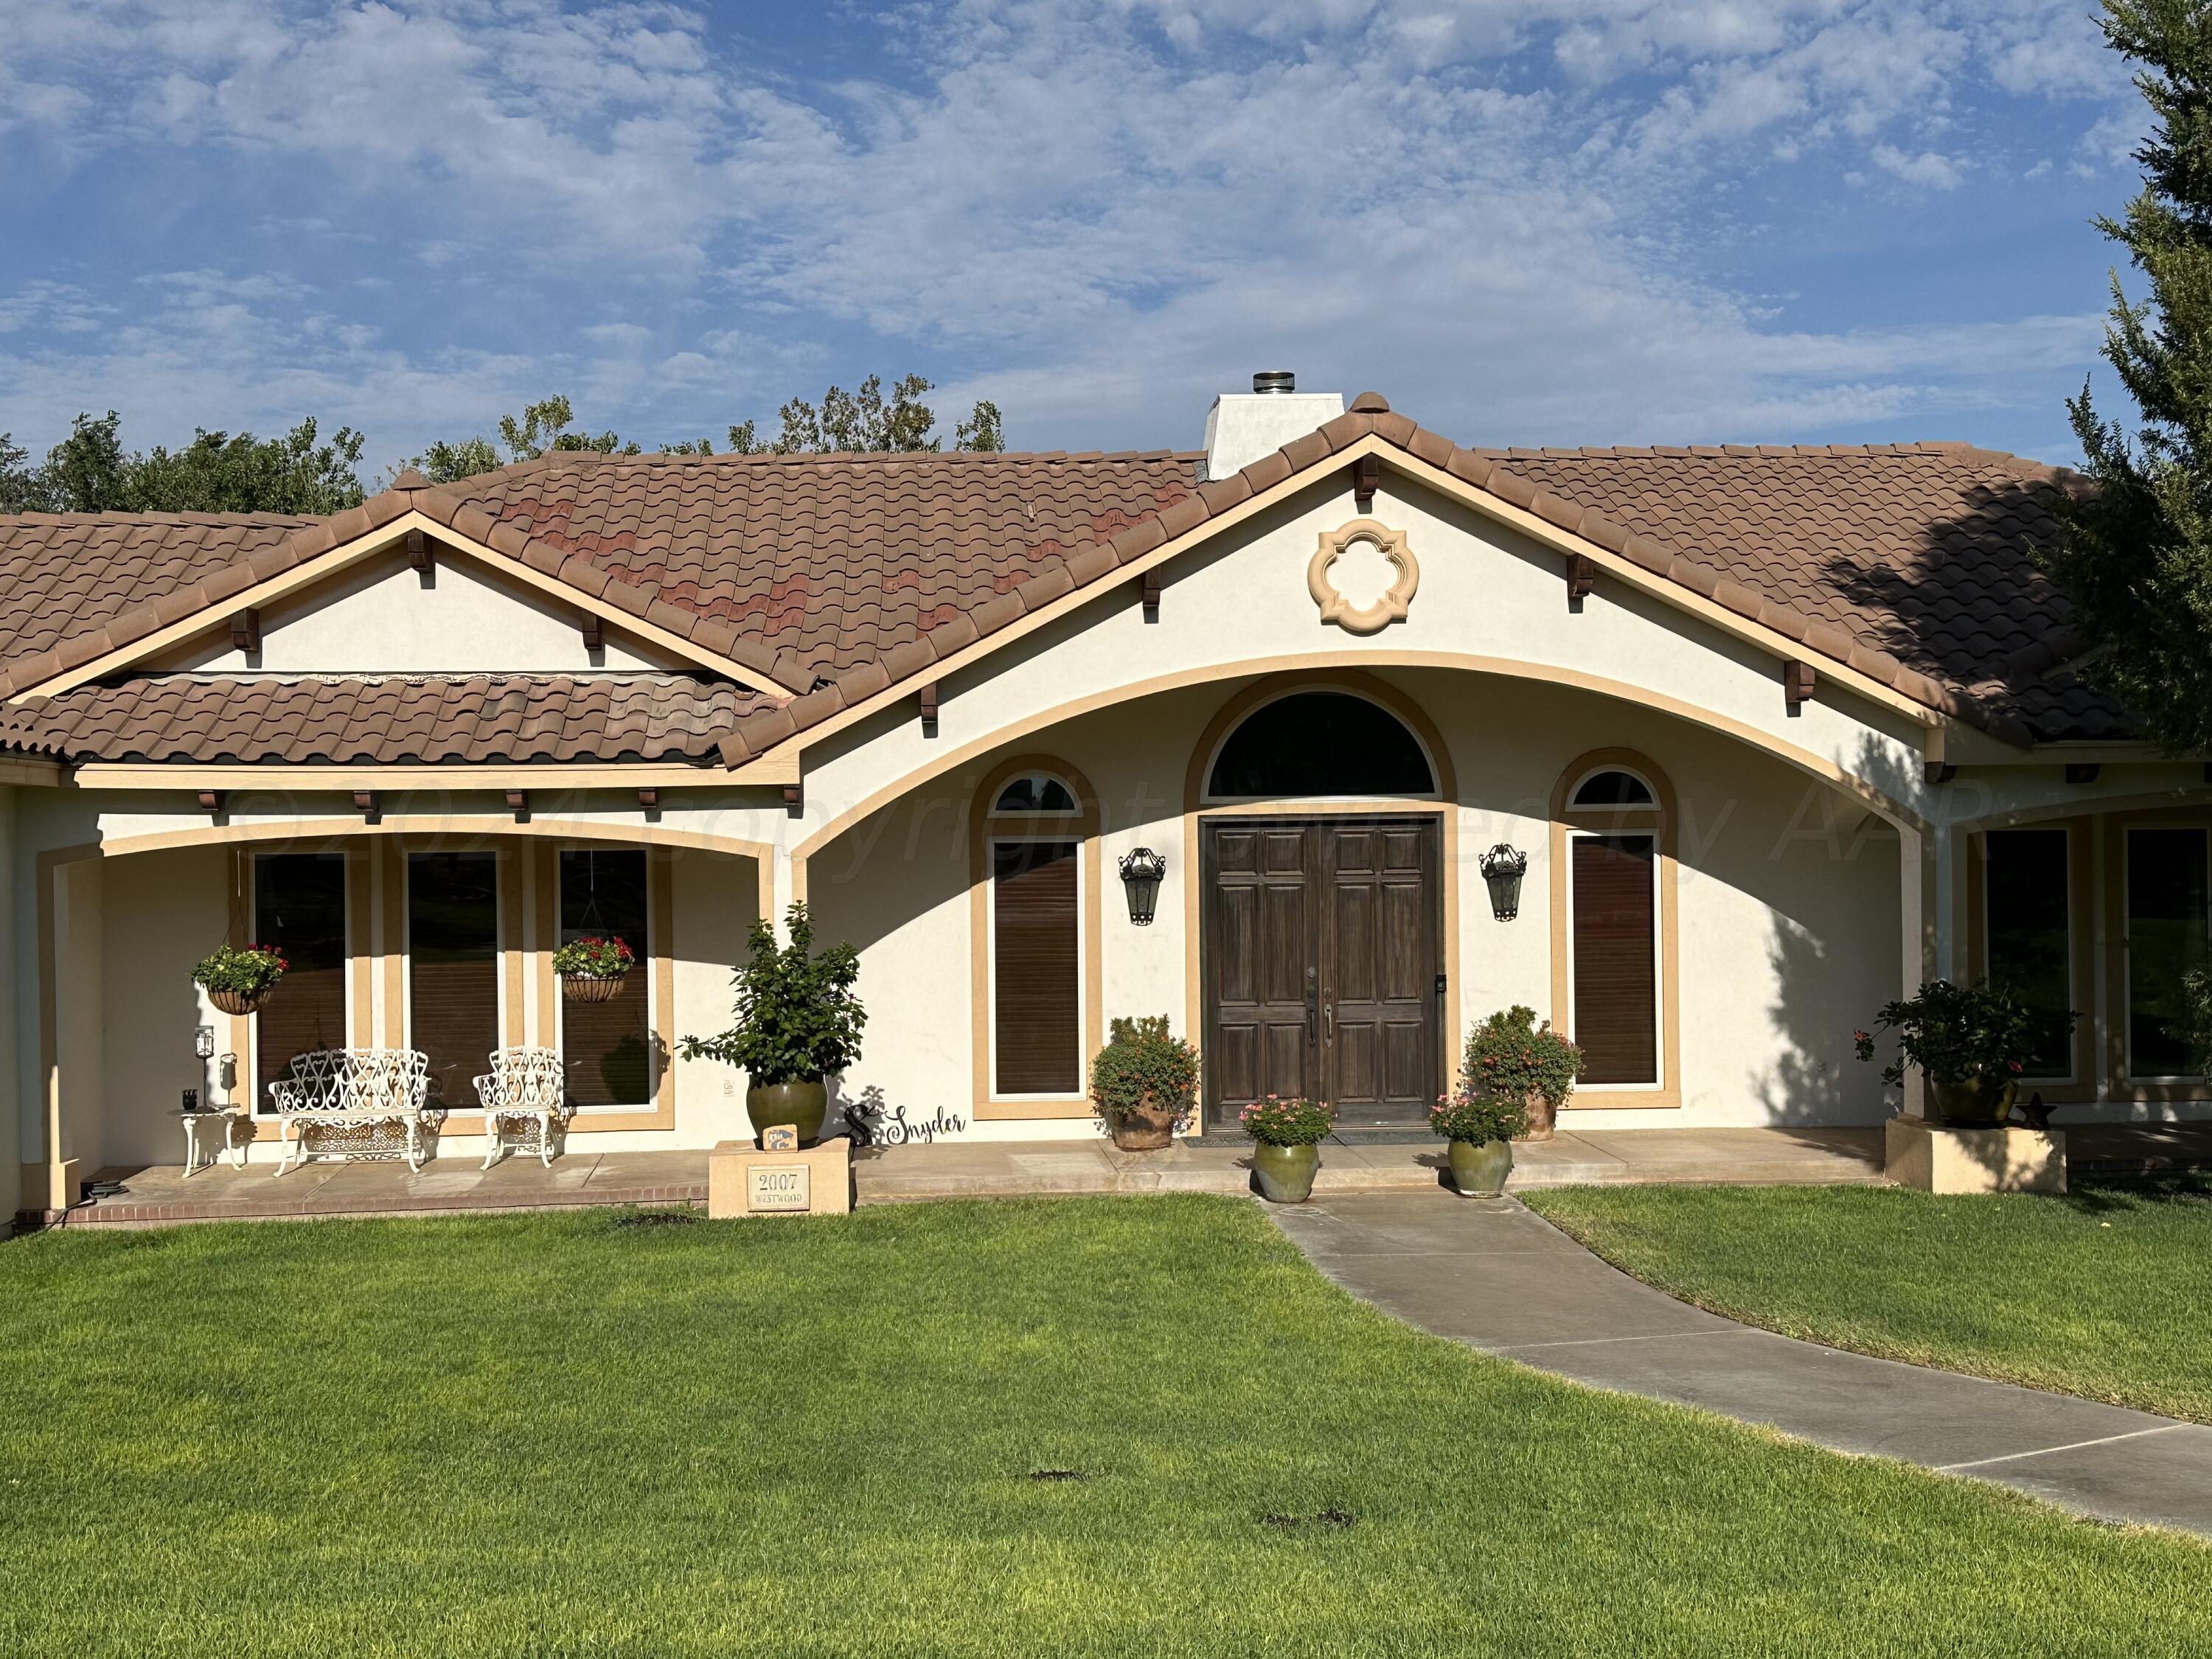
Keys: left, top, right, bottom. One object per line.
{"left": 2058, "top": 1173, "right": 2212, "bottom": 1218}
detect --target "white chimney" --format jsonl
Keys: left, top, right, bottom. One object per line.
{"left": 1202, "top": 371, "right": 1344, "bottom": 480}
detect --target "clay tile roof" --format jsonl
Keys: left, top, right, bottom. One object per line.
{"left": 0, "top": 673, "right": 773, "bottom": 766}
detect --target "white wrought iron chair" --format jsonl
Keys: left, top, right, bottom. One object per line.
{"left": 269, "top": 1048, "right": 439, "bottom": 1175}
{"left": 473, "top": 1047, "right": 573, "bottom": 1169}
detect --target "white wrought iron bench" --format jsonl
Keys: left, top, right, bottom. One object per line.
{"left": 473, "top": 1046, "right": 573, "bottom": 1169}
{"left": 268, "top": 1048, "right": 440, "bottom": 1175}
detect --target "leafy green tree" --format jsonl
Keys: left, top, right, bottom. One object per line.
{"left": 0, "top": 411, "right": 363, "bottom": 515}
{"left": 772, "top": 374, "right": 1004, "bottom": 453}
{"left": 956, "top": 398, "right": 1005, "bottom": 453}
{"left": 0, "top": 433, "right": 36, "bottom": 513}
{"left": 33, "top": 411, "right": 129, "bottom": 512}
{"left": 2045, "top": 0, "right": 2212, "bottom": 752}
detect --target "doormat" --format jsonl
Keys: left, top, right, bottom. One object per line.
{"left": 1326, "top": 1130, "right": 1436, "bottom": 1146}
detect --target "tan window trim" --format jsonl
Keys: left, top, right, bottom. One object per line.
{"left": 1549, "top": 747, "right": 1681, "bottom": 1110}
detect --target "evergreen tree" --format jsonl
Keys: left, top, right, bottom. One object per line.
{"left": 2046, "top": 0, "right": 2212, "bottom": 752}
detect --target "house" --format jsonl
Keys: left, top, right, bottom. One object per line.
{"left": 0, "top": 375, "right": 2198, "bottom": 1222}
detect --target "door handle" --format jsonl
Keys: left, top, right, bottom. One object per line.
{"left": 1323, "top": 1001, "right": 1334, "bottom": 1047}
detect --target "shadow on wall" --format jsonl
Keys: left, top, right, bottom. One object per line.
{"left": 1755, "top": 913, "right": 1877, "bottom": 1128}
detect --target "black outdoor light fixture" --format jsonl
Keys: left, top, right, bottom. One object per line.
{"left": 1480, "top": 844, "right": 1528, "bottom": 922}
{"left": 1119, "top": 846, "right": 1166, "bottom": 925}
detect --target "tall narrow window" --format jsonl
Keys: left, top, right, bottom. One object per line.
{"left": 2126, "top": 827, "right": 2209, "bottom": 1078}
{"left": 1571, "top": 834, "right": 1658, "bottom": 1086}
{"left": 1983, "top": 828, "right": 2073, "bottom": 1079}
{"left": 408, "top": 852, "right": 500, "bottom": 1110}
{"left": 253, "top": 853, "right": 348, "bottom": 1112}
{"left": 992, "top": 838, "right": 1081, "bottom": 1095}
{"left": 561, "top": 849, "right": 652, "bottom": 1107}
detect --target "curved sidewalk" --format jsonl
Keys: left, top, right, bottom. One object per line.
{"left": 1271, "top": 1191, "right": 2212, "bottom": 1537}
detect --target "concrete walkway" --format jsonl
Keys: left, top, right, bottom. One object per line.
{"left": 1271, "top": 1190, "right": 2212, "bottom": 1537}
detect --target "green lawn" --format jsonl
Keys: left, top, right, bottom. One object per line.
{"left": 1, "top": 1196, "right": 2206, "bottom": 1657}
{"left": 1524, "top": 1180, "right": 2212, "bottom": 1422}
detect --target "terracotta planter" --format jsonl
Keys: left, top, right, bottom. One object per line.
{"left": 747, "top": 1079, "right": 829, "bottom": 1147}
{"left": 207, "top": 987, "right": 271, "bottom": 1017}
{"left": 1448, "top": 1137, "right": 1513, "bottom": 1197}
{"left": 560, "top": 973, "right": 628, "bottom": 1004}
{"left": 1251, "top": 1140, "right": 1319, "bottom": 1203}
{"left": 1517, "top": 1091, "right": 1558, "bottom": 1143}
{"left": 1108, "top": 1094, "right": 1175, "bottom": 1151}
{"left": 1928, "top": 1075, "right": 2019, "bottom": 1129}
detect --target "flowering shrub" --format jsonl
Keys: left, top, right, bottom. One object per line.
{"left": 1088, "top": 1016, "right": 1200, "bottom": 1124}
{"left": 1238, "top": 1094, "right": 1335, "bottom": 1147}
{"left": 1854, "top": 978, "right": 2052, "bottom": 1088}
{"left": 1460, "top": 1005, "right": 1583, "bottom": 1110}
{"left": 554, "top": 934, "right": 635, "bottom": 980}
{"left": 191, "top": 944, "right": 288, "bottom": 998}
{"left": 1429, "top": 1090, "right": 1527, "bottom": 1146}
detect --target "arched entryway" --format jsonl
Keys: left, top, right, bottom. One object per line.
{"left": 1189, "top": 678, "right": 1451, "bottom": 1133}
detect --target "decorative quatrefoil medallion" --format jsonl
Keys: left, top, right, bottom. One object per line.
{"left": 1307, "top": 518, "right": 1419, "bottom": 635}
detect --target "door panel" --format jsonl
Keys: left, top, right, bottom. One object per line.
{"left": 1203, "top": 815, "right": 1441, "bottom": 1130}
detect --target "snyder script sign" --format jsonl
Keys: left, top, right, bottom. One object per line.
{"left": 748, "top": 1164, "right": 811, "bottom": 1213}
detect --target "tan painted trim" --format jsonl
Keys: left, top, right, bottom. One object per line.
{"left": 1547, "top": 748, "right": 1683, "bottom": 1110}
{"left": 1962, "top": 820, "right": 2098, "bottom": 1102}
{"left": 535, "top": 846, "right": 557, "bottom": 1051}
{"left": 742, "top": 433, "right": 1947, "bottom": 776}
{"left": 789, "top": 652, "right": 1930, "bottom": 881}
{"left": 1307, "top": 518, "right": 1417, "bottom": 634}
{"left": 2101, "top": 805, "right": 2212, "bottom": 1101}
{"left": 967, "top": 754, "right": 1105, "bottom": 1119}
{"left": 17, "top": 508, "right": 789, "bottom": 703}
{"left": 227, "top": 848, "right": 252, "bottom": 1079}
{"left": 33, "top": 844, "right": 98, "bottom": 1208}
{"left": 1180, "top": 672, "right": 1461, "bottom": 1109}
{"left": 74, "top": 763, "right": 757, "bottom": 790}
{"left": 88, "top": 815, "right": 780, "bottom": 865}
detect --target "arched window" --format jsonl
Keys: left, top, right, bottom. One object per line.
{"left": 1206, "top": 692, "right": 1435, "bottom": 800}
{"left": 978, "top": 762, "right": 1095, "bottom": 1100}
{"left": 993, "top": 773, "right": 1077, "bottom": 814}
{"left": 1569, "top": 768, "right": 1655, "bottom": 808}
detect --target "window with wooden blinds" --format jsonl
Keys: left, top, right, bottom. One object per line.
{"left": 253, "top": 853, "right": 348, "bottom": 1113}
{"left": 992, "top": 840, "right": 1080, "bottom": 1095}
{"left": 561, "top": 849, "right": 653, "bottom": 1107}
{"left": 408, "top": 852, "right": 500, "bottom": 1111}
{"left": 1571, "top": 833, "right": 1658, "bottom": 1086}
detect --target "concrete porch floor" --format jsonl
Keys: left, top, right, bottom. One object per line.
{"left": 30, "top": 1119, "right": 2211, "bottom": 1229}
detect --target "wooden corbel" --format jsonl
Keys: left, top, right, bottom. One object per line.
{"left": 581, "top": 613, "right": 605, "bottom": 653}
{"left": 1352, "top": 453, "right": 1381, "bottom": 512}
{"left": 919, "top": 681, "right": 939, "bottom": 737}
{"left": 407, "top": 528, "right": 435, "bottom": 574}
{"left": 1564, "top": 553, "right": 1598, "bottom": 606}
{"left": 196, "top": 789, "right": 224, "bottom": 816}
{"left": 637, "top": 787, "right": 660, "bottom": 812}
{"left": 352, "top": 790, "right": 380, "bottom": 821}
{"left": 505, "top": 789, "right": 529, "bottom": 821}
{"left": 783, "top": 782, "right": 804, "bottom": 818}
{"left": 1782, "top": 661, "right": 1816, "bottom": 713}
{"left": 1141, "top": 568, "right": 1162, "bottom": 623}
{"left": 2065, "top": 762, "right": 2101, "bottom": 786}
{"left": 230, "top": 608, "right": 261, "bottom": 653}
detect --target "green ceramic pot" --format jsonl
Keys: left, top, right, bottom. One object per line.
{"left": 1252, "top": 1140, "right": 1320, "bottom": 1204}
{"left": 1927, "top": 1075, "right": 2019, "bottom": 1129}
{"left": 1449, "top": 1137, "right": 1513, "bottom": 1197}
{"left": 747, "top": 1078, "right": 829, "bottom": 1147}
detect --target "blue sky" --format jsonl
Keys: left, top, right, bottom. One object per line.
{"left": 0, "top": 1, "right": 2152, "bottom": 479}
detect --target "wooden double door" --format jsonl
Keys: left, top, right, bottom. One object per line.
{"left": 1200, "top": 815, "right": 1443, "bottom": 1131}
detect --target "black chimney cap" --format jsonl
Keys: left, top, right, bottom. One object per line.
{"left": 1252, "top": 371, "right": 1295, "bottom": 394}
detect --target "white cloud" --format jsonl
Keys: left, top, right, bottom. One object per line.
{"left": 1870, "top": 144, "right": 1965, "bottom": 189}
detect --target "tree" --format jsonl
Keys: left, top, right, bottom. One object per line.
{"left": 956, "top": 398, "right": 1005, "bottom": 453}
{"left": 771, "top": 374, "right": 1005, "bottom": 453}
{"left": 0, "top": 411, "right": 364, "bottom": 515}
{"left": 2044, "top": 0, "right": 2212, "bottom": 753}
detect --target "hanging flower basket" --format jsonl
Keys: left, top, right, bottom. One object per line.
{"left": 554, "top": 935, "right": 634, "bottom": 1002}
{"left": 192, "top": 944, "right": 288, "bottom": 1017}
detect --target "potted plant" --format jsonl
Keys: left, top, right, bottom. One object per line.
{"left": 1460, "top": 1005, "right": 1583, "bottom": 1142}
{"left": 1088, "top": 1016, "right": 1199, "bottom": 1151}
{"left": 554, "top": 933, "right": 635, "bottom": 1002}
{"left": 678, "top": 902, "right": 864, "bottom": 1147}
{"left": 1430, "top": 1087, "right": 1528, "bottom": 1198}
{"left": 1237, "top": 1094, "right": 1335, "bottom": 1203}
{"left": 1854, "top": 978, "right": 2054, "bottom": 1127}
{"left": 191, "top": 943, "right": 288, "bottom": 1015}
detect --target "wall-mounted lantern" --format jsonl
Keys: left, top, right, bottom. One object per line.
{"left": 1119, "top": 847, "right": 1167, "bottom": 926}
{"left": 1480, "top": 844, "right": 1528, "bottom": 922}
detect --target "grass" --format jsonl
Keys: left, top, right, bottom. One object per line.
{"left": 0, "top": 1195, "right": 2206, "bottom": 1657}
{"left": 1523, "top": 1180, "right": 2212, "bottom": 1422}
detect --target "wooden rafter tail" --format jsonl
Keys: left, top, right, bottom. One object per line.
{"left": 1564, "top": 552, "right": 1597, "bottom": 605}
{"left": 505, "top": 789, "right": 530, "bottom": 821}
{"left": 1140, "top": 568, "right": 1162, "bottom": 623}
{"left": 1351, "top": 452, "right": 1381, "bottom": 512}
{"left": 407, "top": 527, "right": 435, "bottom": 574}
{"left": 919, "top": 681, "right": 939, "bottom": 735}
{"left": 1782, "top": 660, "right": 1816, "bottom": 711}
{"left": 229, "top": 608, "right": 261, "bottom": 653}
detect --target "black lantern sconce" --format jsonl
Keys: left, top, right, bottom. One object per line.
{"left": 1480, "top": 844, "right": 1528, "bottom": 922}
{"left": 1119, "top": 846, "right": 1166, "bottom": 925}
